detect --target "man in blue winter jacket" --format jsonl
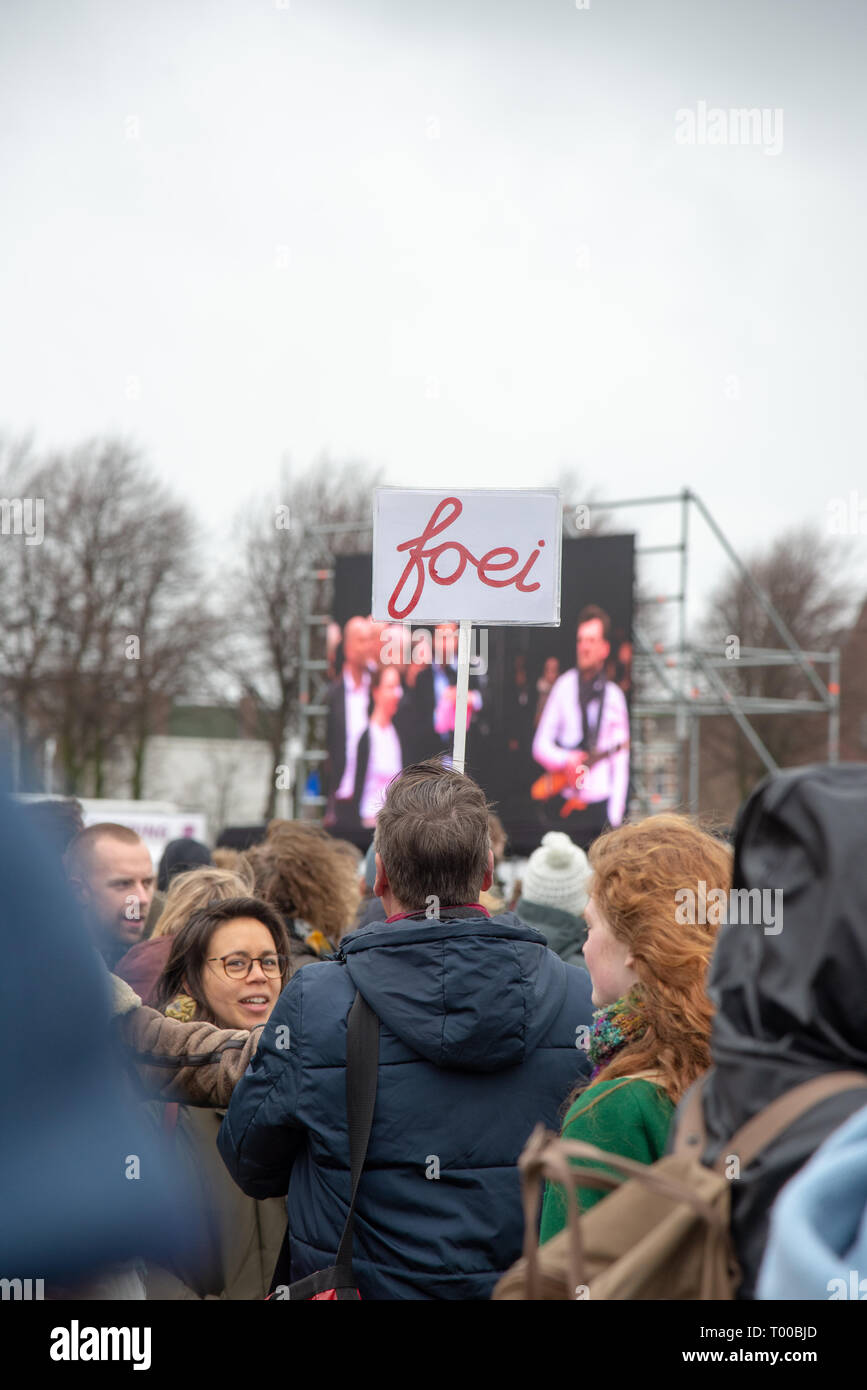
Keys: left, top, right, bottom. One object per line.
{"left": 218, "top": 758, "right": 593, "bottom": 1299}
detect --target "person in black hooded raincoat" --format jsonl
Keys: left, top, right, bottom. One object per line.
{"left": 685, "top": 762, "right": 867, "bottom": 1299}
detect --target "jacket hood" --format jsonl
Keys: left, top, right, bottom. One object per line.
{"left": 704, "top": 763, "right": 867, "bottom": 1144}
{"left": 340, "top": 911, "right": 570, "bottom": 1072}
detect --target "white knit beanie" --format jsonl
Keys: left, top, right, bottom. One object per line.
{"left": 522, "top": 832, "right": 591, "bottom": 918}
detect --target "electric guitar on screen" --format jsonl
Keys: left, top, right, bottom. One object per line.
{"left": 530, "top": 740, "right": 630, "bottom": 819}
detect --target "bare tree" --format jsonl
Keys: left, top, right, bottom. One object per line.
{"left": 225, "top": 454, "right": 382, "bottom": 820}
{"left": 0, "top": 436, "right": 216, "bottom": 795}
{"left": 0, "top": 434, "right": 57, "bottom": 777}
{"left": 555, "top": 466, "right": 612, "bottom": 539}
{"left": 122, "top": 502, "right": 220, "bottom": 799}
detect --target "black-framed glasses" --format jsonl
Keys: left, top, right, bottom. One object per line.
{"left": 206, "top": 952, "right": 287, "bottom": 980}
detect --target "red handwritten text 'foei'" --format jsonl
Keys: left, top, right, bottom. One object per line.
{"left": 387, "top": 496, "right": 545, "bottom": 620}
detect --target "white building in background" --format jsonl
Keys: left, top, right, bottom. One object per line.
{"left": 140, "top": 734, "right": 277, "bottom": 832}
{"left": 94, "top": 703, "right": 289, "bottom": 840}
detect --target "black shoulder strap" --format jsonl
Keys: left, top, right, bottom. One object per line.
{"left": 269, "top": 989, "right": 379, "bottom": 1293}
{"left": 336, "top": 991, "right": 380, "bottom": 1266}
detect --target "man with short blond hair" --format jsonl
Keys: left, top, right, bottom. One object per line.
{"left": 220, "top": 758, "right": 594, "bottom": 1300}
{"left": 66, "top": 824, "right": 156, "bottom": 969}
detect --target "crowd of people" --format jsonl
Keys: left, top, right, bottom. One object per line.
{"left": 3, "top": 755, "right": 867, "bottom": 1301}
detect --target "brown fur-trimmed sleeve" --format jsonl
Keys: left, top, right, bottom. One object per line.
{"left": 115, "top": 998, "right": 265, "bottom": 1108}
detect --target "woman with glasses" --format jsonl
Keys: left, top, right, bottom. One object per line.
{"left": 153, "top": 896, "right": 290, "bottom": 1029}
{"left": 142, "top": 897, "right": 291, "bottom": 1299}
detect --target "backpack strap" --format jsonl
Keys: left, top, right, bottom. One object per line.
{"left": 518, "top": 1125, "right": 586, "bottom": 1301}
{"left": 517, "top": 1127, "right": 728, "bottom": 1299}
{"left": 553, "top": 1137, "right": 725, "bottom": 1225}
{"left": 674, "top": 1069, "right": 867, "bottom": 1172}
{"left": 335, "top": 991, "right": 380, "bottom": 1268}
{"left": 672, "top": 1077, "right": 709, "bottom": 1156}
{"left": 724, "top": 1071, "right": 867, "bottom": 1173}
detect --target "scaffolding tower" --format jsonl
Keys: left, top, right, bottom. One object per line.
{"left": 618, "top": 490, "right": 839, "bottom": 817}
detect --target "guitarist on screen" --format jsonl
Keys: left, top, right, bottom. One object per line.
{"left": 531, "top": 605, "right": 630, "bottom": 846}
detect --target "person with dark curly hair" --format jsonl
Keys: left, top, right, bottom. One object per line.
{"left": 247, "top": 820, "right": 361, "bottom": 971}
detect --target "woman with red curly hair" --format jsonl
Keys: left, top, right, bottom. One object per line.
{"left": 539, "top": 814, "right": 731, "bottom": 1243}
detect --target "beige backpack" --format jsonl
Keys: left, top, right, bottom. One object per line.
{"left": 492, "top": 1070, "right": 867, "bottom": 1301}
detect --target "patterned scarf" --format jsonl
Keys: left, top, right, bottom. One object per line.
{"left": 164, "top": 992, "right": 197, "bottom": 1022}
{"left": 586, "top": 986, "right": 647, "bottom": 1081}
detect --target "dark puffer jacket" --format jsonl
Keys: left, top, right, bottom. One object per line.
{"left": 690, "top": 763, "right": 867, "bottom": 1298}
{"left": 218, "top": 908, "right": 593, "bottom": 1299}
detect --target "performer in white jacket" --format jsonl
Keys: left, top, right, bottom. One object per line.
{"left": 532, "top": 605, "right": 629, "bottom": 846}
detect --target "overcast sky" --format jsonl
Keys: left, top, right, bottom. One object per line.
{"left": 2, "top": 0, "right": 865, "bottom": 633}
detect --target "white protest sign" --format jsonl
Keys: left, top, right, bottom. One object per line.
{"left": 372, "top": 488, "right": 562, "bottom": 772}
{"left": 371, "top": 488, "right": 562, "bottom": 626}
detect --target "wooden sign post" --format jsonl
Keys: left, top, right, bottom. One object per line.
{"left": 452, "top": 618, "right": 473, "bottom": 774}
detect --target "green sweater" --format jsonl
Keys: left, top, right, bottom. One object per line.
{"left": 539, "top": 1076, "right": 675, "bottom": 1244}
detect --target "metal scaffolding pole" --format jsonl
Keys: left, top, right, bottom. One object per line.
{"left": 293, "top": 567, "right": 313, "bottom": 819}
{"left": 689, "top": 710, "right": 701, "bottom": 813}
{"left": 693, "top": 649, "right": 778, "bottom": 775}
{"left": 678, "top": 487, "right": 690, "bottom": 805}
{"left": 689, "top": 493, "right": 829, "bottom": 704}
{"left": 829, "top": 648, "right": 841, "bottom": 763}
{"left": 602, "top": 490, "right": 839, "bottom": 817}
